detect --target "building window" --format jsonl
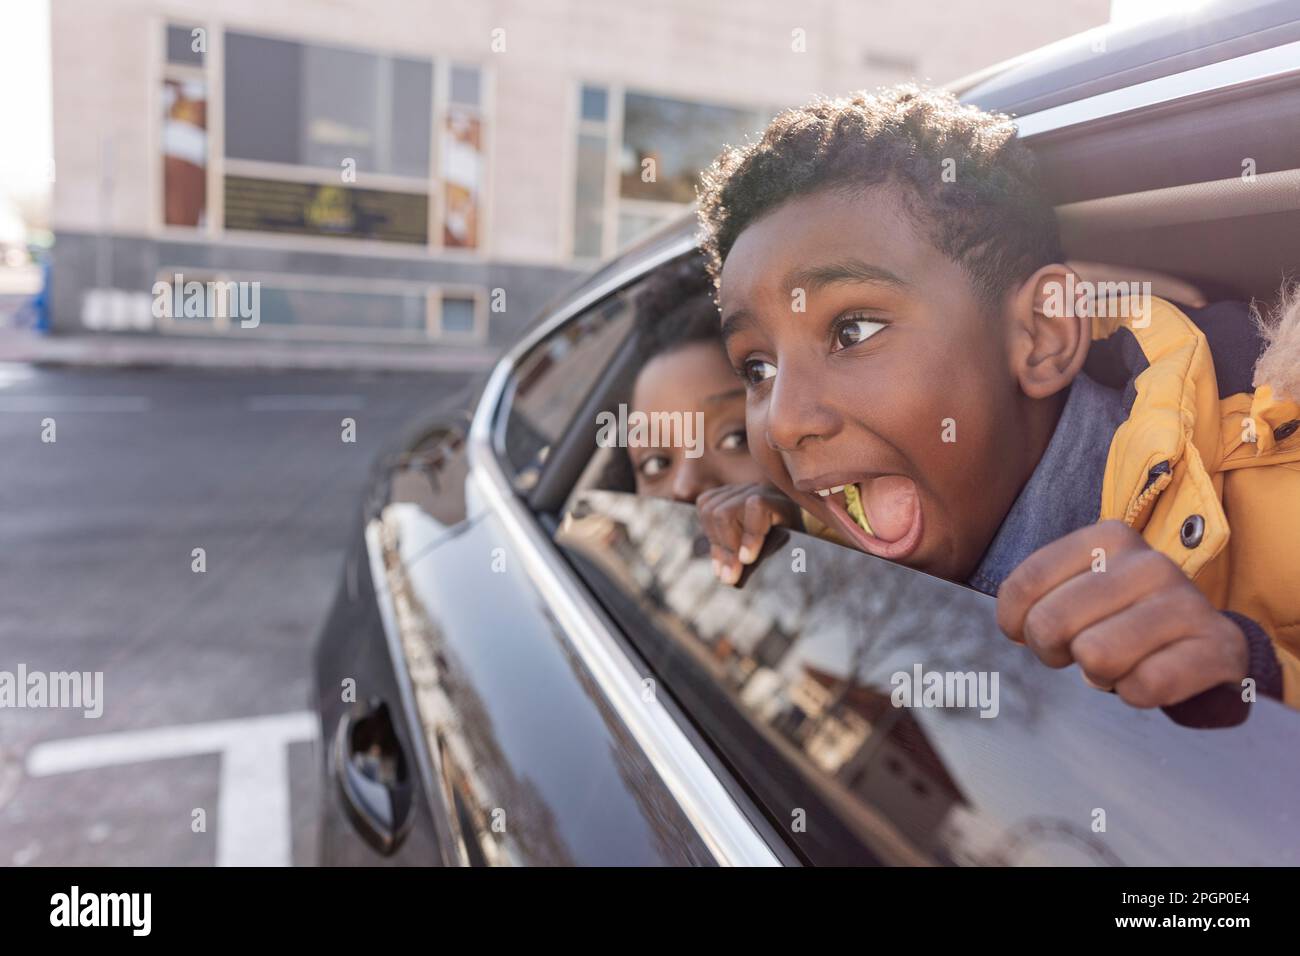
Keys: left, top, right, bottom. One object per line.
{"left": 224, "top": 33, "right": 433, "bottom": 178}
{"left": 166, "top": 25, "right": 205, "bottom": 67}
{"left": 202, "top": 31, "right": 485, "bottom": 252}
{"left": 437, "top": 293, "right": 480, "bottom": 338}
{"left": 572, "top": 85, "right": 767, "bottom": 260}
{"left": 161, "top": 24, "right": 208, "bottom": 228}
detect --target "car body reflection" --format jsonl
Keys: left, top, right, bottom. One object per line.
{"left": 557, "top": 491, "right": 1300, "bottom": 865}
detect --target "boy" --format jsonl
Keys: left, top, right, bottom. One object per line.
{"left": 695, "top": 86, "right": 1300, "bottom": 715}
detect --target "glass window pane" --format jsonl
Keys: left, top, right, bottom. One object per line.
{"left": 391, "top": 58, "right": 434, "bottom": 178}
{"left": 224, "top": 32, "right": 431, "bottom": 177}
{"left": 224, "top": 33, "right": 302, "bottom": 165}
{"left": 449, "top": 65, "right": 481, "bottom": 106}
{"left": 256, "top": 285, "right": 429, "bottom": 334}
{"left": 167, "top": 25, "right": 205, "bottom": 66}
{"left": 580, "top": 85, "right": 607, "bottom": 123}
{"left": 573, "top": 132, "right": 606, "bottom": 258}
{"left": 440, "top": 295, "right": 476, "bottom": 334}
{"left": 300, "top": 45, "right": 381, "bottom": 171}
{"left": 502, "top": 295, "right": 631, "bottom": 490}
{"left": 620, "top": 91, "right": 763, "bottom": 203}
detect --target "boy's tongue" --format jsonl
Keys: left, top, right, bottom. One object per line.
{"left": 857, "top": 475, "right": 918, "bottom": 542}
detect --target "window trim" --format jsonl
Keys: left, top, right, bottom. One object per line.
{"left": 468, "top": 232, "right": 784, "bottom": 866}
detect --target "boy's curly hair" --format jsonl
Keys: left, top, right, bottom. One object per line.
{"left": 697, "top": 84, "right": 1064, "bottom": 310}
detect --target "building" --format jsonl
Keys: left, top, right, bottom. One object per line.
{"left": 48, "top": 0, "right": 1108, "bottom": 353}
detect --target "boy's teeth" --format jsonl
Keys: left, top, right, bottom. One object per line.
{"left": 815, "top": 485, "right": 847, "bottom": 498}
{"left": 830, "top": 485, "right": 845, "bottom": 494}
{"left": 816, "top": 489, "right": 831, "bottom": 497}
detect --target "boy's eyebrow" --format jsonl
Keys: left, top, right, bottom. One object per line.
{"left": 719, "top": 308, "right": 753, "bottom": 345}
{"left": 785, "top": 258, "right": 909, "bottom": 294}
{"left": 720, "top": 259, "right": 907, "bottom": 343}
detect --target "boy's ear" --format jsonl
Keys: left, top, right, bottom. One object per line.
{"left": 1007, "top": 264, "right": 1091, "bottom": 400}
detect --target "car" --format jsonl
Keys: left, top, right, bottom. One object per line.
{"left": 312, "top": 2, "right": 1300, "bottom": 866}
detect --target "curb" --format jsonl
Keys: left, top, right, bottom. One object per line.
{"left": 0, "top": 331, "right": 500, "bottom": 374}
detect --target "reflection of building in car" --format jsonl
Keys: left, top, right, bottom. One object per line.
{"left": 768, "top": 665, "right": 967, "bottom": 858}
{"left": 564, "top": 490, "right": 973, "bottom": 864}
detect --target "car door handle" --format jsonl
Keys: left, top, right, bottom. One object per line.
{"left": 332, "top": 700, "right": 414, "bottom": 856}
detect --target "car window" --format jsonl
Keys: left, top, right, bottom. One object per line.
{"left": 554, "top": 490, "right": 1300, "bottom": 866}
{"left": 498, "top": 294, "right": 632, "bottom": 493}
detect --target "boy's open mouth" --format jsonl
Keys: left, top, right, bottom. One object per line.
{"left": 802, "top": 474, "right": 924, "bottom": 561}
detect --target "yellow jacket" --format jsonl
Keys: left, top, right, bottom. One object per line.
{"left": 1094, "top": 294, "right": 1300, "bottom": 708}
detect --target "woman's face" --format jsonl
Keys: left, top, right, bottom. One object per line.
{"left": 629, "top": 340, "right": 765, "bottom": 501}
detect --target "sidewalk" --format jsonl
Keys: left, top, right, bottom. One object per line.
{"left": 0, "top": 328, "right": 501, "bottom": 374}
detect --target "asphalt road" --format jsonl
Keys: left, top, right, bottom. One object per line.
{"left": 0, "top": 362, "right": 473, "bottom": 865}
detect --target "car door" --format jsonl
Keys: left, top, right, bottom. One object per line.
{"left": 552, "top": 489, "right": 1300, "bottom": 865}
{"left": 325, "top": 231, "right": 784, "bottom": 865}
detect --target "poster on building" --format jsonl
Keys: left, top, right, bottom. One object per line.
{"left": 223, "top": 176, "right": 429, "bottom": 244}
{"left": 443, "top": 106, "right": 481, "bottom": 248}
{"left": 161, "top": 77, "right": 207, "bottom": 227}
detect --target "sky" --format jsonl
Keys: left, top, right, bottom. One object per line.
{"left": 0, "top": 1, "right": 52, "bottom": 208}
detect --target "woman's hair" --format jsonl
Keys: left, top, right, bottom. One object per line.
{"left": 633, "top": 251, "right": 722, "bottom": 362}
{"left": 598, "top": 251, "right": 724, "bottom": 492}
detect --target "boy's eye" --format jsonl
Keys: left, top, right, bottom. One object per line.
{"left": 742, "top": 359, "right": 776, "bottom": 385}
{"left": 832, "top": 316, "right": 886, "bottom": 352}
{"left": 638, "top": 455, "right": 670, "bottom": 478}
{"left": 718, "top": 428, "right": 747, "bottom": 451}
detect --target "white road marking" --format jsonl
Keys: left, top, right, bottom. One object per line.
{"left": 246, "top": 395, "right": 364, "bottom": 411}
{"left": 25, "top": 711, "right": 318, "bottom": 866}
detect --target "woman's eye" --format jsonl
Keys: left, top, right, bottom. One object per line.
{"left": 718, "top": 429, "right": 747, "bottom": 451}
{"left": 833, "top": 317, "right": 885, "bottom": 351}
{"left": 742, "top": 359, "right": 776, "bottom": 385}
{"left": 639, "top": 455, "right": 670, "bottom": 478}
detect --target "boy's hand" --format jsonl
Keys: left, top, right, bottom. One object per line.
{"left": 697, "top": 483, "right": 802, "bottom": 586}
{"left": 997, "top": 520, "right": 1248, "bottom": 708}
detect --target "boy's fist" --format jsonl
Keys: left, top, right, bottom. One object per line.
{"left": 996, "top": 520, "right": 1248, "bottom": 708}
{"left": 697, "top": 483, "right": 802, "bottom": 586}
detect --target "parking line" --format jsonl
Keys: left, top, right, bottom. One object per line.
{"left": 25, "top": 711, "right": 318, "bottom": 867}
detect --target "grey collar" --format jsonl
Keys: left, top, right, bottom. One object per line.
{"left": 967, "top": 371, "right": 1127, "bottom": 596}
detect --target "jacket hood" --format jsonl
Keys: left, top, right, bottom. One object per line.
{"left": 1253, "top": 283, "right": 1300, "bottom": 403}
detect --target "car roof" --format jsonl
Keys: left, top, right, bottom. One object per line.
{"left": 953, "top": 0, "right": 1300, "bottom": 116}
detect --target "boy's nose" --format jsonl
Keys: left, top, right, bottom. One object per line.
{"left": 764, "top": 370, "right": 839, "bottom": 452}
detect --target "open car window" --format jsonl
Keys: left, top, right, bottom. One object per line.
{"left": 555, "top": 490, "right": 1300, "bottom": 866}
{"left": 498, "top": 294, "right": 633, "bottom": 495}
